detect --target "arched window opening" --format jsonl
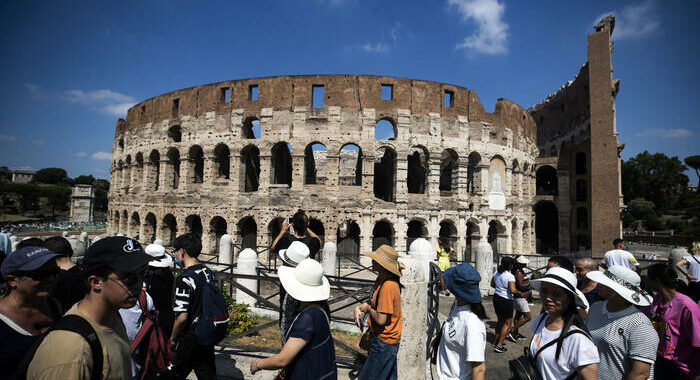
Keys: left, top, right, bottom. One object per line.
{"left": 129, "top": 212, "right": 140, "bottom": 239}
{"left": 134, "top": 153, "right": 144, "bottom": 188}
{"left": 118, "top": 138, "right": 124, "bottom": 150}
{"left": 375, "top": 119, "right": 396, "bottom": 140}
{"left": 144, "top": 213, "right": 157, "bottom": 244}
{"left": 161, "top": 214, "right": 177, "bottom": 246}
{"left": 467, "top": 152, "right": 481, "bottom": 194}
{"left": 337, "top": 220, "right": 360, "bottom": 264}
{"left": 121, "top": 210, "right": 128, "bottom": 233}
{"left": 185, "top": 215, "right": 203, "bottom": 238}
{"left": 576, "top": 207, "right": 588, "bottom": 229}
{"left": 439, "top": 150, "right": 459, "bottom": 192}
{"left": 576, "top": 152, "right": 586, "bottom": 175}
{"left": 465, "top": 221, "right": 479, "bottom": 262}
{"left": 167, "top": 125, "right": 181, "bottom": 143}
{"left": 166, "top": 148, "right": 180, "bottom": 189}
{"left": 372, "top": 220, "right": 394, "bottom": 250}
{"left": 189, "top": 145, "right": 204, "bottom": 184}
{"left": 240, "top": 145, "right": 260, "bottom": 192}
{"left": 407, "top": 148, "right": 428, "bottom": 194}
{"left": 536, "top": 166, "right": 558, "bottom": 196}
{"left": 487, "top": 221, "right": 505, "bottom": 258}
{"left": 576, "top": 234, "right": 590, "bottom": 252}
{"left": 308, "top": 218, "right": 325, "bottom": 244}
{"left": 534, "top": 201, "right": 558, "bottom": 255}
{"left": 305, "top": 143, "right": 327, "bottom": 185}
{"left": 407, "top": 219, "right": 428, "bottom": 249}
{"left": 237, "top": 216, "right": 257, "bottom": 250}
{"left": 576, "top": 179, "right": 587, "bottom": 201}
{"left": 209, "top": 217, "right": 228, "bottom": 254}
{"left": 271, "top": 142, "right": 292, "bottom": 186}
{"left": 149, "top": 150, "right": 160, "bottom": 191}
{"left": 242, "top": 117, "right": 261, "bottom": 139}
{"left": 339, "top": 144, "right": 362, "bottom": 186}
{"left": 439, "top": 220, "right": 457, "bottom": 249}
{"left": 268, "top": 218, "right": 284, "bottom": 247}
{"left": 374, "top": 147, "right": 396, "bottom": 202}
{"left": 214, "top": 144, "right": 231, "bottom": 179}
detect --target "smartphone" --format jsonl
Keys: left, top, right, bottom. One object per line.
{"left": 285, "top": 217, "right": 291, "bottom": 225}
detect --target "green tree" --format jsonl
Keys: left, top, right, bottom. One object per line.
{"left": 685, "top": 155, "right": 700, "bottom": 189}
{"left": 92, "top": 179, "right": 110, "bottom": 211}
{"left": 626, "top": 198, "right": 656, "bottom": 219}
{"left": 0, "top": 166, "right": 11, "bottom": 183}
{"left": 31, "top": 168, "right": 72, "bottom": 186}
{"left": 622, "top": 151, "right": 688, "bottom": 211}
{"left": 44, "top": 185, "right": 71, "bottom": 216}
{"left": 73, "top": 174, "right": 96, "bottom": 185}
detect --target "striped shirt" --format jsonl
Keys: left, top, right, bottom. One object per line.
{"left": 586, "top": 300, "right": 659, "bottom": 380}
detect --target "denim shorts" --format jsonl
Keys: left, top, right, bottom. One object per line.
{"left": 358, "top": 333, "right": 399, "bottom": 380}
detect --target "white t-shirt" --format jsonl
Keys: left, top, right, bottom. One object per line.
{"left": 602, "top": 249, "right": 639, "bottom": 269}
{"left": 436, "top": 303, "right": 486, "bottom": 380}
{"left": 493, "top": 271, "right": 515, "bottom": 300}
{"left": 682, "top": 255, "right": 700, "bottom": 282}
{"left": 530, "top": 314, "right": 599, "bottom": 380}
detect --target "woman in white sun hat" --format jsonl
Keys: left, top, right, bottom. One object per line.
{"left": 251, "top": 258, "right": 336, "bottom": 380}
{"left": 529, "top": 267, "right": 599, "bottom": 380}
{"left": 278, "top": 241, "right": 311, "bottom": 345}
{"left": 585, "top": 266, "right": 657, "bottom": 380}
{"left": 143, "top": 243, "right": 175, "bottom": 335}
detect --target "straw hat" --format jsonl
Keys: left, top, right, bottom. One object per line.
{"left": 145, "top": 243, "right": 172, "bottom": 268}
{"left": 362, "top": 245, "right": 405, "bottom": 277}
{"left": 530, "top": 267, "right": 589, "bottom": 310}
{"left": 586, "top": 266, "right": 652, "bottom": 306}
{"left": 278, "top": 241, "right": 310, "bottom": 267}
{"left": 515, "top": 256, "right": 529, "bottom": 265}
{"left": 278, "top": 259, "right": 330, "bottom": 302}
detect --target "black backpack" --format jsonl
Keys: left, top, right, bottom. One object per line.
{"left": 182, "top": 267, "right": 229, "bottom": 346}
{"left": 15, "top": 314, "right": 103, "bottom": 380}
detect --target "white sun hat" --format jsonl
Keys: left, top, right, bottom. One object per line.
{"left": 531, "top": 267, "right": 589, "bottom": 310}
{"left": 516, "top": 256, "right": 529, "bottom": 265}
{"left": 145, "top": 243, "right": 173, "bottom": 268}
{"left": 586, "top": 266, "right": 652, "bottom": 306}
{"left": 278, "top": 241, "right": 310, "bottom": 267}
{"left": 278, "top": 258, "right": 330, "bottom": 302}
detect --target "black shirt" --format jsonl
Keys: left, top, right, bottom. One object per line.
{"left": 274, "top": 234, "right": 321, "bottom": 260}
{"left": 173, "top": 264, "right": 213, "bottom": 336}
{"left": 285, "top": 306, "right": 337, "bottom": 380}
{"left": 145, "top": 266, "right": 175, "bottom": 336}
{"left": 50, "top": 266, "right": 86, "bottom": 312}
{"left": 0, "top": 315, "right": 38, "bottom": 379}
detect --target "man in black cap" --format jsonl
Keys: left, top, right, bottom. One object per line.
{"left": 27, "top": 236, "right": 153, "bottom": 379}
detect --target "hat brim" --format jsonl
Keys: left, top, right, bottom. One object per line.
{"left": 278, "top": 249, "right": 297, "bottom": 267}
{"left": 443, "top": 269, "right": 482, "bottom": 304}
{"left": 586, "top": 271, "right": 652, "bottom": 307}
{"left": 531, "top": 277, "right": 589, "bottom": 310}
{"left": 278, "top": 266, "right": 330, "bottom": 302}
{"left": 361, "top": 251, "right": 405, "bottom": 277}
{"left": 108, "top": 252, "right": 154, "bottom": 273}
{"left": 148, "top": 254, "right": 173, "bottom": 268}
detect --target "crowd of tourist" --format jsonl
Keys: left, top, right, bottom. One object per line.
{"left": 0, "top": 219, "right": 698, "bottom": 380}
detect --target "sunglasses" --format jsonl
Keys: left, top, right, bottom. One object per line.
{"left": 111, "top": 271, "right": 145, "bottom": 290}
{"left": 13, "top": 267, "right": 60, "bottom": 281}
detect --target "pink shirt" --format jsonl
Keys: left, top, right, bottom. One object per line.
{"left": 640, "top": 292, "right": 700, "bottom": 377}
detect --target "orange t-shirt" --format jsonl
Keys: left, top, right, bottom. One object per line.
{"left": 369, "top": 280, "right": 402, "bottom": 345}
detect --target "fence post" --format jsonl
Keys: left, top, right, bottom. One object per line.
{"left": 236, "top": 248, "right": 258, "bottom": 307}
{"left": 322, "top": 241, "right": 337, "bottom": 277}
{"left": 218, "top": 234, "right": 233, "bottom": 264}
{"left": 475, "top": 240, "right": 494, "bottom": 295}
{"left": 9, "top": 235, "right": 18, "bottom": 252}
{"left": 397, "top": 255, "right": 429, "bottom": 380}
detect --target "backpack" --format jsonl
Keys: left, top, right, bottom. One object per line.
{"left": 182, "top": 266, "right": 229, "bottom": 346}
{"left": 130, "top": 291, "right": 174, "bottom": 380}
{"left": 15, "top": 315, "right": 103, "bottom": 380}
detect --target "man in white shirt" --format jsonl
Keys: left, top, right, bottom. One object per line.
{"left": 601, "top": 239, "right": 640, "bottom": 273}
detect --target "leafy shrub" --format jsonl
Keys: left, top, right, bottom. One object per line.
{"left": 222, "top": 284, "right": 258, "bottom": 335}
{"left": 627, "top": 198, "right": 656, "bottom": 219}
{"left": 643, "top": 213, "right": 664, "bottom": 231}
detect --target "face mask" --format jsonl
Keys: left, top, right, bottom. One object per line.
{"left": 174, "top": 256, "right": 183, "bottom": 268}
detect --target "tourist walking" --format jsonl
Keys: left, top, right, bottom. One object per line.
{"left": 529, "top": 267, "right": 599, "bottom": 380}
{"left": 641, "top": 264, "right": 700, "bottom": 379}
{"left": 354, "top": 245, "right": 404, "bottom": 380}
{"left": 435, "top": 263, "right": 487, "bottom": 380}
{"left": 45, "top": 236, "right": 86, "bottom": 312}
{"left": 143, "top": 243, "right": 175, "bottom": 336}
{"left": 272, "top": 209, "right": 322, "bottom": 260}
{"left": 675, "top": 241, "right": 700, "bottom": 301}
{"left": 491, "top": 256, "right": 521, "bottom": 352}
{"left": 0, "top": 247, "right": 62, "bottom": 378}
{"left": 585, "top": 266, "right": 658, "bottom": 380}
{"left": 575, "top": 258, "right": 601, "bottom": 306}
{"left": 437, "top": 237, "right": 455, "bottom": 272}
{"left": 27, "top": 237, "right": 154, "bottom": 379}
{"left": 602, "top": 238, "right": 640, "bottom": 272}
{"left": 250, "top": 259, "right": 336, "bottom": 379}
{"left": 278, "top": 241, "right": 311, "bottom": 345}
{"left": 510, "top": 255, "right": 531, "bottom": 342}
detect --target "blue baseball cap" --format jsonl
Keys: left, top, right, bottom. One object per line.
{"left": 1, "top": 246, "right": 63, "bottom": 279}
{"left": 443, "top": 263, "right": 482, "bottom": 304}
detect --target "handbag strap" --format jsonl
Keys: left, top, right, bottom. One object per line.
{"left": 530, "top": 313, "right": 591, "bottom": 361}
{"left": 285, "top": 305, "right": 329, "bottom": 341}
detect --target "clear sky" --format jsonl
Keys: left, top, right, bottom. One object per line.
{"left": 0, "top": 0, "right": 697, "bottom": 179}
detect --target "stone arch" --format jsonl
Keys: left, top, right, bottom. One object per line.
{"left": 536, "top": 165, "right": 557, "bottom": 196}
{"left": 407, "top": 218, "right": 428, "bottom": 249}
{"left": 128, "top": 211, "right": 140, "bottom": 239}
{"left": 465, "top": 219, "right": 480, "bottom": 262}
{"left": 237, "top": 216, "right": 257, "bottom": 250}
{"left": 271, "top": 142, "right": 292, "bottom": 186}
{"left": 337, "top": 220, "right": 360, "bottom": 263}
{"left": 374, "top": 146, "right": 396, "bottom": 202}
{"left": 407, "top": 146, "right": 429, "bottom": 194}
{"left": 488, "top": 156, "right": 507, "bottom": 194}
{"left": 149, "top": 150, "right": 160, "bottom": 191}
{"left": 372, "top": 220, "right": 394, "bottom": 250}
{"left": 308, "top": 218, "right": 325, "bottom": 245}
{"left": 467, "top": 152, "right": 482, "bottom": 194}
{"left": 185, "top": 214, "right": 203, "bottom": 237}
{"left": 339, "top": 143, "right": 362, "bottom": 186}
{"left": 134, "top": 152, "right": 144, "bottom": 189}
{"left": 439, "top": 149, "right": 459, "bottom": 192}
{"left": 144, "top": 212, "right": 157, "bottom": 244}
{"left": 439, "top": 219, "right": 458, "bottom": 248}
{"left": 576, "top": 152, "right": 586, "bottom": 175}
{"left": 214, "top": 143, "right": 231, "bottom": 180}
{"left": 576, "top": 179, "right": 587, "bottom": 201}
{"left": 304, "top": 142, "right": 327, "bottom": 185}
{"left": 240, "top": 145, "right": 260, "bottom": 192}
{"left": 120, "top": 210, "right": 128, "bottom": 234}
{"left": 161, "top": 214, "right": 177, "bottom": 246}
{"left": 209, "top": 216, "right": 228, "bottom": 254}
{"left": 487, "top": 220, "right": 506, "bottom": 258}
{"left": 242, "top": 117, "right": 261, "bottom": 139}
{"left": 375, "top": 118, "right": 396, "bottom": 140}
{"left": 267, "top": 217, "right": 284, "bottom": 247}
{"left": 167, "top": 125, "right": 182, "bottom": 143}
{"left": 576, "top": 207, "right": 588, "bottom": 229}
{"left": 188, "top": 145, "right": 204, "bottom": 184}
{"left": 534, "top": 201, "right": 558, "bottom": 254}
{"left": 166, "top": 148, "right": 180, "bottom": 189}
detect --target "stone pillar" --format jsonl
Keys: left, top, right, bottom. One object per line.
{"left": 258, "top": 155, "right": 271, "bottom": 197}
{"left": 291, "top": 154, "right": 304, "bottom": 191}
{"left": 407, "top": 238, "right": 434, "bottom": 282}
{"left": 204, "top": 154, "right": 216, "bottom": 187}
{"left": 428, "top": 155, "right": 440, "bottom": 204}
{"left": 218, "top": 234, "right": 234, "bottom": 264}
{"left": 428, "top": 215, "right": 439, "bottom": 248}
{"left": 321, "top": 242, "right": 337, "bottom": 276}
{"left": 9, "top": 235, "right": 18, "bottom": 252}
{"left": 479, "top": 164, "right": 489, "bottom": 195}
{"left": 396, "top": 256, "right": 428, "bottom": 380}
{"left": 506, "top": 167, "right": 513, "bottom": 196}
{"left": 456, "top": 217, "right": 467, "bottom": 262}
{"left": 505, "top": 220, "right": 513, "bottom": 255}
{"left": 395, "top": 215, "right": 408, "bottom": 255}
{"left": 362, "top": 155, "right": 375, "bottom": 198}
{"left": 236, "top": 248, "right": 258, "bottom": 307}
{"left": 475, "top": 219, "right": 493, "bottom": 295}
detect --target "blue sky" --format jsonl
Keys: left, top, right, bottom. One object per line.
{"left": 0, "top": 0, "right": 698, "bottom": 180}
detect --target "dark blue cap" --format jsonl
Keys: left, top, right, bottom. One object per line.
{"left": 1, "top": 246, "right": 62, "bottom": 279}
{"left": 443, "top": 263, "right": 482, "bottom": 304}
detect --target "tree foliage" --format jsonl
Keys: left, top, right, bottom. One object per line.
{"left": 685, "top": 155, "right": 700, "bottom": 188}
{"left": 31, "top": 168, "right": 72, "bottom": 186}
{"left": 0, "top": 166, "right": 11, "bottom": 183}
{"left": 626, "top": 198, "right": 656, "bottom": 220}
{"left": 622, "top": 151, "right": 688, "bottom": 211}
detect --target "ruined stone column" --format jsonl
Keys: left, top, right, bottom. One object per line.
{"left": 396, "top": 255, "right": 428, "bottom": 380}
{"left": 476, "top": 219, "right": 493, "bottom": 295}
{"left": 407, "top": 238, "right": 433, "bottom": 283}
{"left": 321, "top": 241, "right": 337, "bottom": 277}
{"left": 218, "top": 234, "right": 234, "bottom": 264}
{"left": 236, "top": 248, "right": 258, "bottom": 307}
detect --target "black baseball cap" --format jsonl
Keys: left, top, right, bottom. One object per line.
{"left": 84, "top": 236, "right": 153, "bottom": 273}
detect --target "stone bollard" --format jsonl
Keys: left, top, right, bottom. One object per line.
{"left": 218, "top": 234, "right": 233, "bottom": 265}
{"left": 397, "top": 255, "right": 428, "bottom": 380}
{"left": 79, "top": 231, "right": 89, "bottom": 250}
{"left": 236, "top": 248, "right": 258, "bottom": 308}
{"left": 62, "top": 231, "right": 69, "bottom": 238}
{"left": 407, "top": 238, "right": 434, "bottom": 283}
{"left": 321, "top": 242, "right": 337, "bottom": 276}
{"left": 9, "top": 235, "right": 18, "bottom": 252}
{"left": 475, "top": 241, "right": 494, "bottom": 295}
{"left": 68, "top": 236, "right": 86, "bottom": 262}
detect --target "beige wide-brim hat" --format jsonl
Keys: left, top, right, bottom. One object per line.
{"left": 587, "top": 266, "right": 652, "bottom": 306}
{"left": 362, "top": 245, "right": 405, "bottom": 277}
{"left": 278, "top": 258, "right": 330, "bottom": 302}
{"left": 516, "top": 256, "right": 529, "bottom": 265}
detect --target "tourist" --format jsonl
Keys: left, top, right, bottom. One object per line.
{"left": 575, "top": 258, "right": 601, "bottom": 306}
{"left": 529, "top": 267, "right": 599, "bottom": 380}
{"left": 675, "top": 242, "right": 700, "bottom": 301}
{"left": 271, "top": 209, "right": 322, "bottom": 260}
{"left": 436, "top": 263, "right": 486, "bottom": 380}
{"left": 45, "top": 236, "right": 86, "bottom": 311}
{"left": 354, "top": 245, "right": 404, "bottom": 380}
{"left": 491, "top": 256, "right": 521, "bottom": 352}
{"left": 16, "top": 237, "right": 44, "bottom": 250}
{"left": 170, "top": 233, "right": 217, "bottom": 380}
{"left": 602, "top": 238, "right": 640, "bottom": 272}
{"left": 585, "top": 266, "right": 657, "bottom": 380}
{"left": 0, "top": 231, "right": 11, "bottom": 254}
{"left": 143, "top": 243, "right": 175, "bottom": 335}
{"left": 510, "top": 255, "right": 531, "bottom": 342}
{"left": 119, "top": 287, "right": 155, "bottom": 379}
{"left": 278, "top": 241, "right": 311, "bottom": 345}
{"left": 0, "top": 247, "right": 62, "bottom": 378}
{"left": 437, "top": 236, "right": 455, "bottom": 272}
{"left": 250, "top": 259, "right": 336, "bottom": 379}
{"left": 640, "top": 264, "right": 700, "bottom": 379}
{"left": 547, "top": 255, "right": 574, "bottom": 272}
{"left": 27, "top": 237, "right": 153, "bottom": 379}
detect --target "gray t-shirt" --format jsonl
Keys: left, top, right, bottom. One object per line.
{"left": 586, "top": 300, "right": 659, "bottom": 380}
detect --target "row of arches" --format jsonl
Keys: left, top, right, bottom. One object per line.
{"left": 535, "top": 165, "right": 588, "bottom": 201}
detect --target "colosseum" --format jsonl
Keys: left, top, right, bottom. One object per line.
{"left": 107, "top": 16, "right": 622, "bottom": 261}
